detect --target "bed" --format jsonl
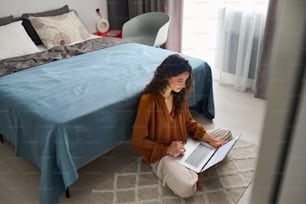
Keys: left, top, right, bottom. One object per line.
{"left": 0, "top": 6, "right": 215, "bottom": 204}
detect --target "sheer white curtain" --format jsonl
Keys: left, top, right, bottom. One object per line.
{"left": 182, "top": 1, "right": 221, "bottom": 66}
{"left": 214, "top": 2, "right": 268, "bottom": 92}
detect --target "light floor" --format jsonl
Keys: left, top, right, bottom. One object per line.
{"left": 0, "top": 81, "right": 266, "bottom": 203}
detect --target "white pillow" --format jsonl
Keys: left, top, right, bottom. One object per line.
{"left": 0, "top": 21, "right": 40, "bottom": 60}
{"left": 29, "top": 11, "right": 90, "bottom": 49}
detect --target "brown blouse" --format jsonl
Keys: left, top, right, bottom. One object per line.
{"left": 131, "top": 92, "right": 206, "bottom": 164}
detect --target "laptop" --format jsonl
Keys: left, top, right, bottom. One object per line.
{"left": 175, "top": 135, "right": 240, "bottom": 173}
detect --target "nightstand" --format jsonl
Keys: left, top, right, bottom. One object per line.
{"left": 94, "top": 29, "right": 122, "bottom": 38}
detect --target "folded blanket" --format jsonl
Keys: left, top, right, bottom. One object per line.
{"left": 0, "top": 37, "right": 128, "bottom": 77}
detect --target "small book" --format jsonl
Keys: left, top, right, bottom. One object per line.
{"left": 175, "top": 135, "right": 240, "bottom": 173}
{"left": 107, "top": 30, "right": 121, "bottom": 36}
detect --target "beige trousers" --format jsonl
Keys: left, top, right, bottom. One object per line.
{"left": 151, "top": 128, "right": 232, "bottom": 198}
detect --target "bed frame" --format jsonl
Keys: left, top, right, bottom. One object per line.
{"left": 0, "top": 8, "right": 215, "bottom": 204}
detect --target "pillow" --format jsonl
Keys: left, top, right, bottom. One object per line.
{"left": 29, "top": 11, "right": 90, "bottom": 49}
{"left": 0, "top": 21, "right": 40, "bottom": 60}
{"left": 21, "top": 5, "right": 70, "bottom": 45}
{"left": 0, "top": 15, "right": 14, "bottom": 26}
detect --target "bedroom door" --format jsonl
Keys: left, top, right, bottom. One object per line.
{"left": 250, "top": 0, "right": 306, "bottom": 203}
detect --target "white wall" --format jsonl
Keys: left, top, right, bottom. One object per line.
{"left": 0, "top": 0, "right": 108, "bottom": 33}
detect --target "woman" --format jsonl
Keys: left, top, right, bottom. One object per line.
{"left": 131, "top": 54, "right": 232, "bottom": 198}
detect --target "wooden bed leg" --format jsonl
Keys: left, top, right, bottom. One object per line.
{"left": 65, "top": 188, "right": 70, "bottom": 198}
{"left": 0, "top": 134, "right": 3, "bottom": 143}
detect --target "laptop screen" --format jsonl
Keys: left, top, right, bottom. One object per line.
{"left": 201, "top": 135, "right": 240, "bottom": 172}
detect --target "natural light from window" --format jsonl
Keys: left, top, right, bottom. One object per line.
{"left": 182, "top": 0, "right": 269, "bottom": 71}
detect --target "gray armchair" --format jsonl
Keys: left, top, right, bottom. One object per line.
{"left": 122, "top": 12, "right": 170, "bottom": 47}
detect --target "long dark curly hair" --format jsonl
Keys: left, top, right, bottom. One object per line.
{"left": 143, "top": 54, "right": 193, "bottom": 116}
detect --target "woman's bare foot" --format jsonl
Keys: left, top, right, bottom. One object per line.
{"left": 196, "top": 172, "right": 204, "bottom": 191}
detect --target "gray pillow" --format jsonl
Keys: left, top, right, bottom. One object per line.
{"left": 0, "top": 15, "right": 14, "bottom": 26}
{"left": 21, "top": 5, "right": 70, "bottom": 45}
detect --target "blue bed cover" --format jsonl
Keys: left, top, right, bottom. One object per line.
{"left": 0, "top": 43, "right": 214, "bottom": 204}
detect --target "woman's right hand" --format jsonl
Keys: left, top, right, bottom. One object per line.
{"left": 167, "top": 141, "right": 185, "bottom": 157}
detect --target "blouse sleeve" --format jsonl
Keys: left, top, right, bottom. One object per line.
{"left": 183, "top": 102, "right": 207, "bottom": 139}
{"left": 131, "top": 94, "right": 168, "bottom": 164}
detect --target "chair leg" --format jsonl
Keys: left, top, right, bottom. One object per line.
{"left": 0, "top": 134, "right": 3, "bottom": 143}
{"left": 65, "top": 188, "right": 70, "bottom": 198}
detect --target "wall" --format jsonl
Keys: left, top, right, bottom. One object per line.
{"left": 0, "top": 0, "right": 107, "bottom": 33}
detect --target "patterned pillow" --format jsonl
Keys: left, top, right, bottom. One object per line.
{"left": 21, "top": 5, "right": 70, "bottom": 45}
{"left": 29, "top": 11, "right": 90, "bottom": 49}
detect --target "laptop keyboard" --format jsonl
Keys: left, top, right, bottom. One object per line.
{"left": 185, "top": 143, "right": 213, "bottom": 168}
